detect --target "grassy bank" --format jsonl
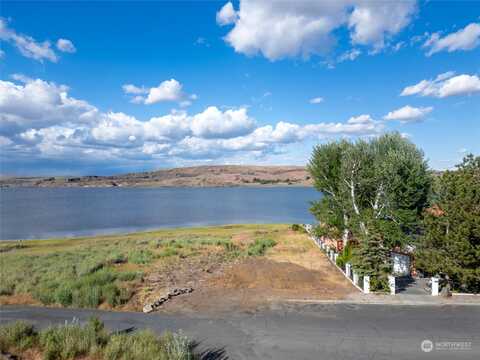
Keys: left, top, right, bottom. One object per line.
{"left": 0, "top": 224, "right": 295, "bottom": 309}
{"left": 0, "top": 318, "right": 194, "bottom": 360}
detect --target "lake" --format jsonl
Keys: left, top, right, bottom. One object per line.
{"left": 0, "top": 187, "right": 319, "bottom": 240}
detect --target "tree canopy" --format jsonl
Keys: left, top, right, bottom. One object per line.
{"left": 416, "top": 155, "right": 480, "bottom": 292}
{"left": 308, "top": 133, "right": 432, "bottom": 288}
{"left": 308, "top": 132, "right": 431, "bottom": 248}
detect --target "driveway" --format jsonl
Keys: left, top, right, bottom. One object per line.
{"left": 1, "top": 303, "right": 479, "bottom": 360}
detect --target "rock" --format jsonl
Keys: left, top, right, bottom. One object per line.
{"left": 143, "top": 287, "right": 194, "bottom": 313}
{"left": 143, "top": 304, "right": 154, "bottom": 313}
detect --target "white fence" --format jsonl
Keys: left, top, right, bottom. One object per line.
{"left": 303, "top": 224, "right": 439, "bottom": 296}
{"left": 303, "top": 224, "right": 368, "bottom": 293}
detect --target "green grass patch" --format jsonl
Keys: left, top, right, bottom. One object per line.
{"left": 246, "top": 238, "right": 277, "bottom": 256}
{"left": 0, "top": 321, "right": 37, "bottom": 352}
{"left": 0, "top": 318, "right": 194, "bottom": 360}
{"left": 127, "top": 249, "right": 154, "bottom": 264}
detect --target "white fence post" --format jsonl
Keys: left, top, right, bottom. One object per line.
{"left": 334, "top": 253, "right": 338, "bottom": 264}
{"left": 346, "top": 263, "right": 352, "bottom": 278}
{"left": 388, "top": 275, "right": 396, "bottom": 295}
{"left": 353, "top": 272, "right": 359, "bottom": 286}
{"left": 431, "top": 277, "right": 439, "bottom": 296}
{"left": 363, "top": 276, "right": 370, "bottom": 294}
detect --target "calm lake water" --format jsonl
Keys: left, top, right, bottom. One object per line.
{"left": 0, "top": 187, "right": 319, "bottom": 240}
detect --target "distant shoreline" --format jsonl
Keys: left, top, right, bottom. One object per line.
{"left": 0, "top": 164, "right": 313, "bottom": 188}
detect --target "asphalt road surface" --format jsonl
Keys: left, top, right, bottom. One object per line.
{"left": 1, "top": 303, "right": 479, "bottom": 360}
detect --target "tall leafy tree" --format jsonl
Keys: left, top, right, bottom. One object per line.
{"left": 339, "top": 133, "right": 431, "bottom": 247}
{"left": 416, "top": 155, "right": 480, "bottom": 292}
{"left": 308, "top": 140, "right": 351, "bottom": 242}
{"left": 309, "top": 133, "right": 431, "bottom": 281}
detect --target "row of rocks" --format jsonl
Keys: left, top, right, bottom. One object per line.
{"left": 143, "top": 287, "right": 194, "bottom": 313}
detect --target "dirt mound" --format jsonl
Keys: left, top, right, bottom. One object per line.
{"left": 157, "top": 258, "right": 356, "bottom": 315}
{"left": 215, "top": 258, "right": 335, "bottom": 291}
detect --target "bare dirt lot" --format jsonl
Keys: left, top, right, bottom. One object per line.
{"left": 129, "top": 227, "right": 357, "bottom": 314}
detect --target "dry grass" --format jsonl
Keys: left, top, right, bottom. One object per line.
{"left": 0, "top": 224, "right": 288, "bottom": 309}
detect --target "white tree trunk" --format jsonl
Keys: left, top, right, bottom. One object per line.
{"left": 343, "top": 214, "right": 349, "bottom": 247}
{"left": 348, "top": 178, "right": 367, "bottom": 236}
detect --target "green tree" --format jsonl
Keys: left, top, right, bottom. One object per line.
{"left": 308, "top": 140, "right": 351, "bottom": 242}
{"left": 416, "top": 155, "right": 480, "bottom": 292}
{"left": 339, "top": 133, "right": 431, "bottom": 247}
{"left": 351, "top": 228, "right": 392, "bottom": 290}
{"left": 308, "top": 133, "right": 431, "bottom": 279}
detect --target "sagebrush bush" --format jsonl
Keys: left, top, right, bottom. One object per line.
{"left": 162, "top": 331, "right": 194, "bottom": 360}
{"left": 158, "top": 247, "right": 178, "bottom": 258}
{"left": 72, "top": 286, "right": 102, "bottom": 308}
{"left": 0, "top": 280, "right": 15, "bottom": 296}
{"left": 0, "top": 321, "right": 37, "bottom": 351}
{"left": 55, "top": 283, "right": 74, "bottom": 306}
{"left": 102, "top": 284, "right": 121, "bottom": 307}
{"left": 39, "top": 318, "right": 105, "bottom": 360}
{"left": 104, "top": 330, "right": 194, "bottom": 360}
{"left": 128, "top": 249, "right": 154, "bottom": 264}
{"left": 104, "top": 331, "right": 165, "bottom": 360}
{"left": 247, "top": 239, "right": 276, "bottom": 256}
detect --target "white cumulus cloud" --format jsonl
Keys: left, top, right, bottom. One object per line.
{"left": 216, "top": 2, "right": 238, "bottom": 26}
{"left": 191, "top": 106, "right": 255, "bottom": 139}
{"left": 423, "top": 22, "right": 480, "bottom": 56}
{"left": 348, "top": 1, "right": 416, "bottom": 50}
{"left": 56, "top": 38, "right": 76, "bottom": 53}
{"left": 384, "top": 105, "right": 433, "bottom": 122}
{"left": 0, "top": 76, "right": 384, "bottom": 168}
{"left": 401, "top": 72, "right": 480, "bottom": 98}
{"left": 122, "top": 79, "right": 196, "bottom": 106}
{"left": 217, "top": 0, "right": 416, "bottom": 61}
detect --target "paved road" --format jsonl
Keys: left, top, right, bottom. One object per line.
{"left": 1, "top": 303, "right": 479, "bottom": 360}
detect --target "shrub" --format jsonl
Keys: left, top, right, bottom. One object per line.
{"left": 0, "top": 319, "right": 194, "bottom": 360}
{"left": 162, "top": 331, "right": 194, "bottom": 360}
{"left": 158, "top": 247, "right": 178, "bottom": 258}
{"left": 107, "top": 252, "right": 127, "bottom": 264}
{"left": 370, "top": 276, "right": 389, "bottom": 292}
{"left": 291, "top": 224, "right": 306, "bottom": 233}
{"left": 0, "top": 321, "right": 37, "bottom": 352}
{"left": 55, "top": 283, "right": 74, "bottom": 306}
{"left": 77, "top": 259, "right": 105, "bottom": 276}
{"left": 247, "top": 239, "right": 276, "bottom": 256}
{"left": 104, "top": 330, "right": 194, "bottom": 360}
{"left": 102, "top": 284, "right": 120, "bottom": 307}
{"left": 336, "top": 243, "right": 353, "bottom": 269}
{"left": 32, "top": 282, "right": 57, "bottom": 305}
{"left": 72, "top": 286, "right": 101, "bottom": 308}
{"left": 0, "top": 280, "right": 15, "bottom": 296}
{"left": 104, "top": 330, "right": 165, "bottom": 360}
{"left": 39, "top": 320, "right": 101, "bottom": 360}
{"left": 128, "top": 249, "right": 154, "bottom": 264}
{"left": 81, "top": 269, "right": 117, "bottom": 288}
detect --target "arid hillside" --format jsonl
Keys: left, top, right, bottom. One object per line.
{"left": 0, "top": 165, "right": 312, "bottom": 187}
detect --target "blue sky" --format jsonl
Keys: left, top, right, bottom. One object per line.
{"left": 0, "top": 1, "right": 479, "bottom": 175}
